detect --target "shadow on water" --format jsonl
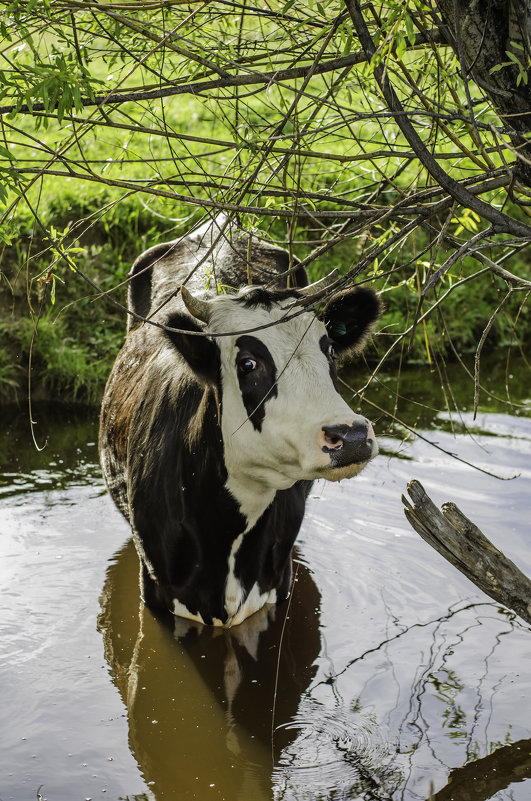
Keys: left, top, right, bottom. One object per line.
{"left": 98, "top": 539, "right": 321, "bottom": 800}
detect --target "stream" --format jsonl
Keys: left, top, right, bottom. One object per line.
{"left": 1, "top": 352, "right": 530, "bottom": 801}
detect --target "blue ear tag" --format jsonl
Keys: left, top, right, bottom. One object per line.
{"left": 332, "top": 320, "right": 347, "bottom": 337}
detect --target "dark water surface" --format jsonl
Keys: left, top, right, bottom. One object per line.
{"left": 1, "top": 354, "right": 530, "bottom": 801}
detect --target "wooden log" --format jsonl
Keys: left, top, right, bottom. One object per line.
{"left": 402, "top": 480, "right": 531, "bottom": 627}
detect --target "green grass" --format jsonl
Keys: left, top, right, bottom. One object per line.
{"left": 0, "top": 183, "right": 530, "bottom": 405}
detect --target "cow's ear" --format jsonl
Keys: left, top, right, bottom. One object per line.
{"left": 165, "top": 313, "right": 220, "bottom": 386}
{"left": 321, "top": 287, "right": 382, "bottom": 356}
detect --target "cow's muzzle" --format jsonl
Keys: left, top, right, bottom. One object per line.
{"left": 319, "top": 420, "right": 376, "bottom": 467}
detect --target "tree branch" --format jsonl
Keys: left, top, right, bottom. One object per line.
{"left": 0, "top": 28, "right": 445, "bottom": 117}
{"left": 343, "top": 0, "right": 531, "bottom": 240}
{"left": 426, "top": 737, "right": 531, "bottom": 801}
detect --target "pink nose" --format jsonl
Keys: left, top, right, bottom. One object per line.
{"left": 318, "top": 419, "right": 376, "bottom": 465}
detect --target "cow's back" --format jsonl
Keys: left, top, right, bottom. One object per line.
{"left": 127, "top": 216, "right": 308, "bottom": 330}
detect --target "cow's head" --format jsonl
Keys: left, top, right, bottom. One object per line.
{"left": 166, "top": 278, "right": 381, "bottom": 515}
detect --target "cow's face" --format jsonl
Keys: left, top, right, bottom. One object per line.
{"left": 166, "top": 285, "right": 381, "bottom": 515}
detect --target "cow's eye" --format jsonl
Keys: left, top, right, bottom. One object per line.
{"left": 327, "top": 343, "right": 335, "bottom": 360}
{"left": 238, "top": 357, "right": 257, "bottom": 374}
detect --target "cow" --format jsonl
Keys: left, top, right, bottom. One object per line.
{"left": 99, "top": 216, "right": 382, "bottom": 627}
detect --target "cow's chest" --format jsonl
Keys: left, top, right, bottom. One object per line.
{"left": 169, "top": 526, "right": 280, "bottom": 628}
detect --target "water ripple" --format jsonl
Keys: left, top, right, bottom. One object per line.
{"left": 273, "top": 698, "right": 402, "bottom": 800}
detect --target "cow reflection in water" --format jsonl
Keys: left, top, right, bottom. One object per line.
{"left": 98, "top": 538, "right": 322, "bottom": 799}
{"left": 99, "top": 540, "right": 531, "bottom": 801}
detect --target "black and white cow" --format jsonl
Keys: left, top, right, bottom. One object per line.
{"left": 99, "top": 217, "right": 382, "bottom": 627}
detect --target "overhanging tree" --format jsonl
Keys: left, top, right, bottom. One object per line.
{"left": 0, "top": 0, "right": 529, "bottom": 405}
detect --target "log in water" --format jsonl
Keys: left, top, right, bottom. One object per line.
{"left": 403, "top": 479, "right": 531, "bottom": 627}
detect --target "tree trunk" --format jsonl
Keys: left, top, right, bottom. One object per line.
{"left": 433, "top": 0, "right": 531, "bottom": 185}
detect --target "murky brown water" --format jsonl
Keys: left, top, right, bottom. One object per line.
{"left": 1, "top": 354, "right": 530, "bottom": 801}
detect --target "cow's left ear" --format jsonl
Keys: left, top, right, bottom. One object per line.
{"left": 321, "top": 287, "right": 382, "bottom": 356}
{"left": 164, "top": 312, "right": 220, "bottom": 386}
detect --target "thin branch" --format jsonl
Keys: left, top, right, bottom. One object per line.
{"left": 473, "top": 290, "right": 513, "bottom": 418}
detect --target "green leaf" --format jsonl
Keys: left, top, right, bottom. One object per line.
{"left": 343, "top": 33, "right": 353, "bottom": 56}
{"left": 405, "top": 13, "right": 415, "bottom": 46}
{"left": 72, "top": 83, "right": 81, "bottom": 112}
{"left": 395, "top": 34, "right": 407, "bottom": 61}
{"left": 281, "top": 0, "right": 296, "bottom": 14}
{"left": 0, "top": 227, "right": 13, "bottom": 245}
{"left": 41, "top": 79, "right": 48, "bottom": 110}
{"left": 57, "top": 94, "right": 65, "bottom": 124}
{"left": 505, "top": 50, "right": 522, "bottom": 66}
{"left": 0, "top": 22, "right": 11, "bottom": 41}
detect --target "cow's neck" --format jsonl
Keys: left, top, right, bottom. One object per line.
{"left": 187, "top": 388, "right": 278, "bottom": 529}
{"left": 224, "top": 472, "right": 277, "bottom": 531}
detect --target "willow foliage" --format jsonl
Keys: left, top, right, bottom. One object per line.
{"left": 0, "top": 0, "right": 530, "bottom": 400}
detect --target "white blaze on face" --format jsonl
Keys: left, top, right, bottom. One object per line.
{"left": 205, "top": 292, "right": 377, "bottom": 524}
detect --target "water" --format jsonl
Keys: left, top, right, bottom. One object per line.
{"left": 1, "top": 354, "right": 530, "bottom": 801}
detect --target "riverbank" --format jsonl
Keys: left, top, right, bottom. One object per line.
{"left": 1, "top": 192, "right": 529, "bottom": 405}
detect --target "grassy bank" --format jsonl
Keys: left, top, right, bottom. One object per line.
{"left": 0, "top": 188, "right": 163, "bottom": 404}
{"left": 1, "top": 4, "right": 530, "bottom": 406}
{"left": 1, "top": 189, "right": 529, "bottom": 406}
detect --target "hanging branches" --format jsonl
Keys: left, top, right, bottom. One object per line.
{"left": 0, "top": 0, "right": 529, "bottom": 398}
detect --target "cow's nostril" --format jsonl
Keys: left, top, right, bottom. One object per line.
{"left": 321, "top": 421, "right": 375, "bottom": 466}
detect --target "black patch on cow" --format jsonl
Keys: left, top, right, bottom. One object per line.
{"left": 128, "top": 263, "right": 152, "bottom": 321}
{"left": 319, "top": 334, "right": 339, "bottom": 391}
{"left": 237, "top": 287, "right": 300, "bottom": 310}
{"left": 233, "top": 480, "right": 313, "bottom": 603}
{"left": 321, "top": 287, "right": 382, "bottom": 356}
{"left": 128, "top": 242, "right": 179, "bottom": 323}
{"left": 165, "top": 312, "right": 220, "bottom": 387}
{"left": 235, "top": 335, "right": 278, "bottom": 431}
{"left": 128, "top": 377, "right": 246, "bottom": 625}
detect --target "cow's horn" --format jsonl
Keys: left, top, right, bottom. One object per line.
{"left": 298, "top": 269, "right": 340, "bottom": 296}
{"left": 181, "top": 285, "right": 212, "bottom": 322}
